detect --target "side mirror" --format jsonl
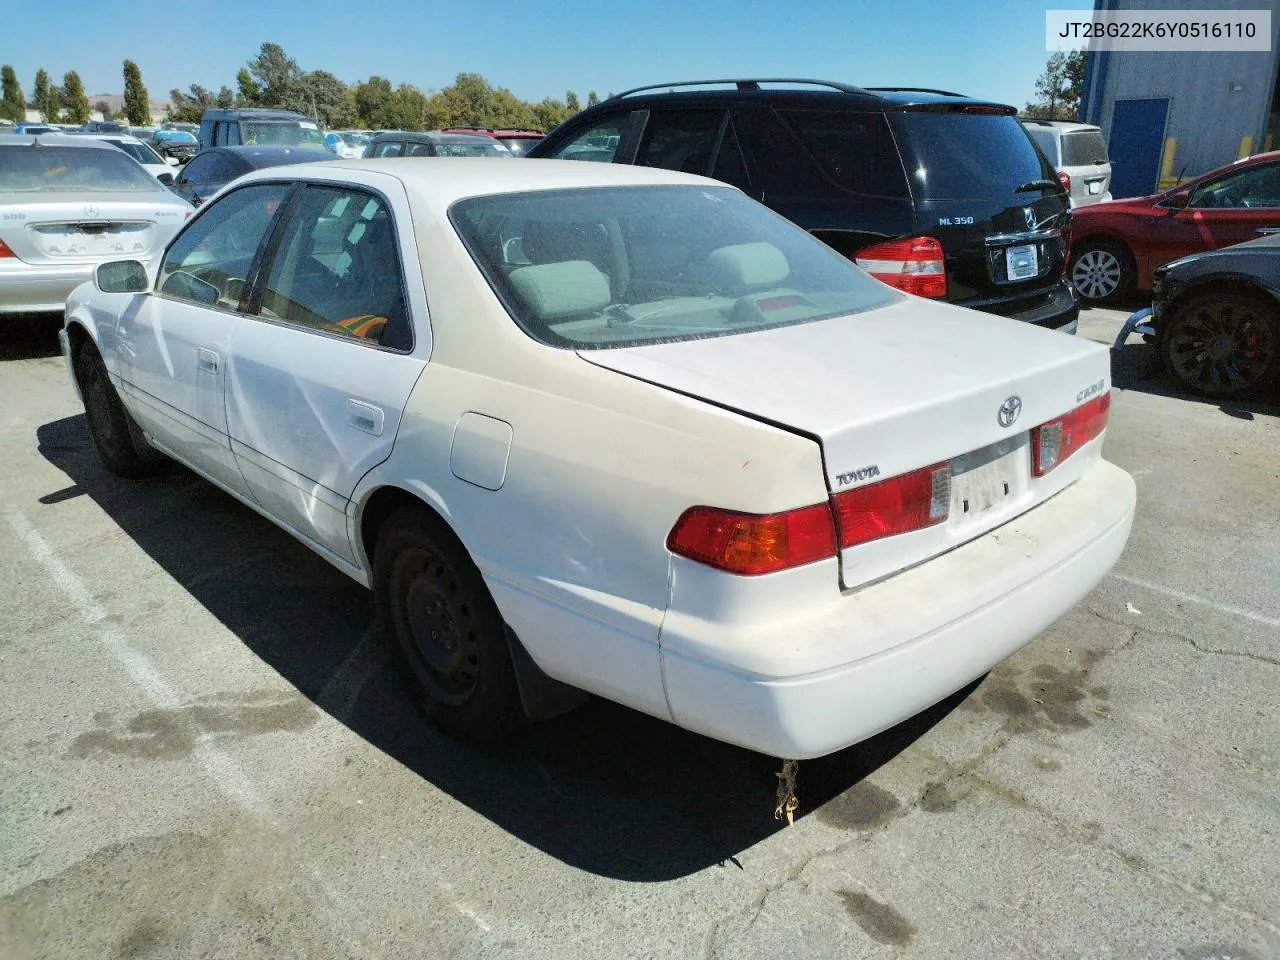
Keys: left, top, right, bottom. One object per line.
{"left": 1169, "top": 190, "right": 1190, "bottom": 209}
{"left": 157, "top": 172, "right": 174, "bottom": 186}
{"left": 94, "top": 260, "right": 150, "bottom": 294}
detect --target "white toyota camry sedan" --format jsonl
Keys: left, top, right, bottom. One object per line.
{"left": 62, "top": 159, "right": 1136, "bottom": 759}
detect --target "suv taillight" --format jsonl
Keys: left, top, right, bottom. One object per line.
{"left": 855, "top": 236, "right": 947, "bottom": 298}
{"left": 1058, "top": 170, "right": 1071, "bottom": 193}
{"left": 1032, "top": 392, "right": 1110, "bottom": 476}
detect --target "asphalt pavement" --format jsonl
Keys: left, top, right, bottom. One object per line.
{"left": 1, "top": 306, "right": 1277, "bottom": 959}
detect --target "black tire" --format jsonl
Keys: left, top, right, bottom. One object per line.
{"left": 1158, "top": 291, "right": 1280, "bottom": 399}
{"left": 74, "top": 339, "right": 165, "bottom": 478}
{"left": 373, "top": 506, "right": 525, "bottom": 741}
{"left": 1070, "top": 239, "right": 1135, "bottom": 305}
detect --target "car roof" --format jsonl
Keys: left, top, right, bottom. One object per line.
{"left": 75, "top": 132, "right": 145, "bottom": 145}
{"left": 444, "top": 127, "right": 544, "bottom": 137}
{"left": 594, "top": 78, "right": 1015, "bottom": 113}
{"left": 1021, "top": 119, "right": 1102, "bottom": 132}
{"left": 369, "top": 131, "right": 499, "bottom": 144}
{"left": 205, "top": 146, "right": 341, "bottom": 168}
{"left": 201, "top": 107, "right": 313, "bottom": 121}
{"left": 0, "top": 133, "right": 129, "bottom": 150}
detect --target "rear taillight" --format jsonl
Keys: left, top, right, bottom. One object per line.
{"left": 831, "top": 463, "right": 951, "bottom": 548}
{"left": 0, "top": 239, "right": 14, "bottom": 258}
{"left": 1032, "top": 392, "right": 1110, "bottom": 476}
{"left": 855, "top": 236, "right": 947, "bottom": 299}
{"left": 1057, "top": 170, "right": 1071, "bottom": 193}
{"left": 666, "top": 503, "right": 837, "bottom": 576}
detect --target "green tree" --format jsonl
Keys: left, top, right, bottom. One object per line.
{"left": 1025, "top": 50, "right": 1087, "bottom": 120}
{"left": 216, "top": 85, "right": 235, "bottom": 108}
{"left": 167, "top": 84, "right": 215, "bottom": 123}
{"left": 291, "top": 70, "right": 355, "bottom": 127}
{"left": 587, "top": 90, "right": 600, "bottom": 107}
{"left": 353, "top": 76, "right": 395, "bottom": 129}
{"left": 565, "top": 91, "right": 580, "bottom": 113}
{"left": 33, "top": 69, "right": 60, "bottom": 123}
{"left": 247, "top": 42, "right": 301, "bottom": 108}
{"left": 235, "top": 68, "right": 262, "bottom": 106}
{"left": 123, "top": 59, "right": 150, "bottom": 125}
{"left": 1, "top": 65, "right": 26, "bottom": 123}
{"left": 62, "top": 71, "right": 90, "bottom": 124}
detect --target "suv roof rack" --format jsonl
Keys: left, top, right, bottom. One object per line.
{"left": 609, "top": 78, "right": 867, "bottom": 100}
{"left": 864, "top": 86, "right": 967, "bottom": 97}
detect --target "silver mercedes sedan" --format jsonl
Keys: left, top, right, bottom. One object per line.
{"left": 1, "top": 134, "right": 193, "bottom": 314}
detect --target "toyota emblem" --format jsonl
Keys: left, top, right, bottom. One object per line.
{"left": 84, "top": 204, "right": 100, "bottom": 217}
{"left": 1022, "top": 207, "right": 1036, "bottom": 231}
{"left": 998, "top": 395, "right": 1023, "bottom": 428}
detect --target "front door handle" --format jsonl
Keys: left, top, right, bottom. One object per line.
{"left": 346, "top": 399, "right": 384, "bottom": 436}
{"left": 197, "top": 348, "right": 219, "bottom": 373}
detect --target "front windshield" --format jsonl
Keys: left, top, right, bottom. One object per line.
{"left": 451, "top": 185, "right": 898, "bottom": 350}
{"left": 241, "top": 121, "right": 328, "bottom": 149}
{"left": 0, "top": 146, "right": 162, "bottom": 192}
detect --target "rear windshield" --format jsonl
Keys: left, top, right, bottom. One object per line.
{"left": 1023, "top": 126, "right": 1059, "bottom": 164}
{"left": 450, "top": 185, "right": 897, "bottom": 350}
{"left": 500, "top": 137, "right": 539, "bottom": 156}
{"left": 775, "top": 110, "right": 909, "bottom": 197}
{"left": 1061, "top": 130, "right": 1109, "bottom": 166}
{"left": 433, "top": 140, "right": 512, "bottom": 158}
{"left": 889, "top": 111, "right": 1055, "bottom": 201}
{"left": 155, "top": 131, "right": 197, "bottom": 143}
{"left": 0, "top": 146, "right": 161, "bottom": 192}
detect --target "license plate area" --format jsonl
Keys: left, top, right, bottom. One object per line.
{"left": 949, "top": 435, "right": 1028, "bottom": 527}
{"left": 1005, "top": 244, "right": 1038, "bottom": 281}
{"left": 28, "top": 221, "right": 152, "bottom": 257}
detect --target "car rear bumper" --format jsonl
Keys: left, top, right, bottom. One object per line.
{"left": 964, "top": 279, "right": 1079, "bottom": 334}
{"left": 659, "top": 458, "right": 1135, "bottom": 758}
{"left": 0, "top": 262, "right": 95, "bottom": 314}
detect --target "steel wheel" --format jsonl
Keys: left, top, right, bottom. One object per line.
{"left": 1071, "top": 247, "right": 1125, "bottom": 302}
{"left": 388, "top": 547, "right": 481, "bottom": 705}
{"left": 373, "top": 506, "right": 524, "bottom": 740}
{"left": 74, "top": 339, "right": 164, "bottom": 478}
{"left": 1162, "top": 293, "right": 1280, "bottom": 398}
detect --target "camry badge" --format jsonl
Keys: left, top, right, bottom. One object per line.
{"left": 1022, "top": 207, "right": 1036, "bottom": 231}
{"left": 998, "top": 395, "right": 1022, "bottom": 428}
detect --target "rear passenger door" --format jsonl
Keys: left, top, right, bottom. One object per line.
{"left": 224, "top": 180, "right": 428, "bottom": 564}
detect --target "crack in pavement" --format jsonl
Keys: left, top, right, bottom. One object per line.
{"left": 1088, "top": 606, "right": 1280, "bottom": 668}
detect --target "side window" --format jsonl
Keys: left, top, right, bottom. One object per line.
{"left": 258, "top": 186, "right": 411, "bottom": 349}
{"left": 222, "top": 122, "right": 241, "bottom": 147}
{"left": 157, "top": 183, "right": 291, "bottom": 309}
{"left": 175, "top": 154, "right": 212, "bottom": 185}
{"left": 1191, "top": 163, "right": 1280, "bottom": 209}
{"left": 635, "top": 110, "right": 724, "bottom": 176}
{"left": 375, "top": 141, "right": 404, "bottom": 158}
{"left": 407, "top": 142, "right": 435, "bottom": 157}
{"left": 547, "top": 115, "right": 629, "bottom": 162}
{"left": 711, "top": 117, "right": 753, "bottom": 193}
{"left": 774, "top": 110, "right": 909, "bottom": 198}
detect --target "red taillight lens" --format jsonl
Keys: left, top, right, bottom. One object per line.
{"left": 855, "top": 236, "right": 947, "bottom": 299}
{"left": 0, "top": 239, "right": 14, "bottom": 258}
{"left": 830, "top": 463, "right": 951, "bottom": 548}
{"left": 667, "top": 503, "right": 837, "bottom": 576}
{"left": 1032, "top": 392, "right": 1110, "bottom": 476}
{"left": 1057, "top": 170, "right": 1071, "bottom": 193}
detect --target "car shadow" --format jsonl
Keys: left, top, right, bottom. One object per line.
{"left": 1110, "top": 340, "right": 1280, "bottom": 418}
{"left": 1, "top": 314, "right": 63, "bottom": 362}
{"left": 35, "top": 413, "right": 971, "bottom": 882}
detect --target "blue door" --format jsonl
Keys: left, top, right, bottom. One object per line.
{"left": 1109, "top": 98, "right": 1169, "bottom": 199}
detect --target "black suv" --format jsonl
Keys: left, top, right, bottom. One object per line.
{"left": 528, "top": 79, "right": 1077, "bottom": 331}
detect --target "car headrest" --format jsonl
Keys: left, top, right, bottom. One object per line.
{"left": 508, "top": 261, "right": 611, "bottom": 320}
{"left": 707, "top": 242, "right": 791, "bottom": 292}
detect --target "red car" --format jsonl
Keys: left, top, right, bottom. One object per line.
{"left": 1069, "top": 151, "right": 1280, "bottom": 304}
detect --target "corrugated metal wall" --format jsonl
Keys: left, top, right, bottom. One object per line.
{"left": 1081, "top": 0, "right": 1280, "bottom": 184}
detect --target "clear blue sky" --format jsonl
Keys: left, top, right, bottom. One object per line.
{"left": 6, "top": 0, "right": 1080, "bottom": 109}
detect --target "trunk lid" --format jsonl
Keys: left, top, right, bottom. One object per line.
{"left": 579, "top": 296, "right": 1110, "bottom": 587}
{"left": 0, "top": 195, "right": 187, "bottom": 264}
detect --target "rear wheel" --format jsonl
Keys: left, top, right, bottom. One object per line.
{"left": 1070, "top": 240, "right": 1133, "bottom": 305}
{"left": 373, "top": 507, "right": 524, "bottom": 741}
{"left": 1159, "top": 291, "right": 1280, "bottom": 398}
{"left": 74, "top": 339, "right": 165, "bottom": 478}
